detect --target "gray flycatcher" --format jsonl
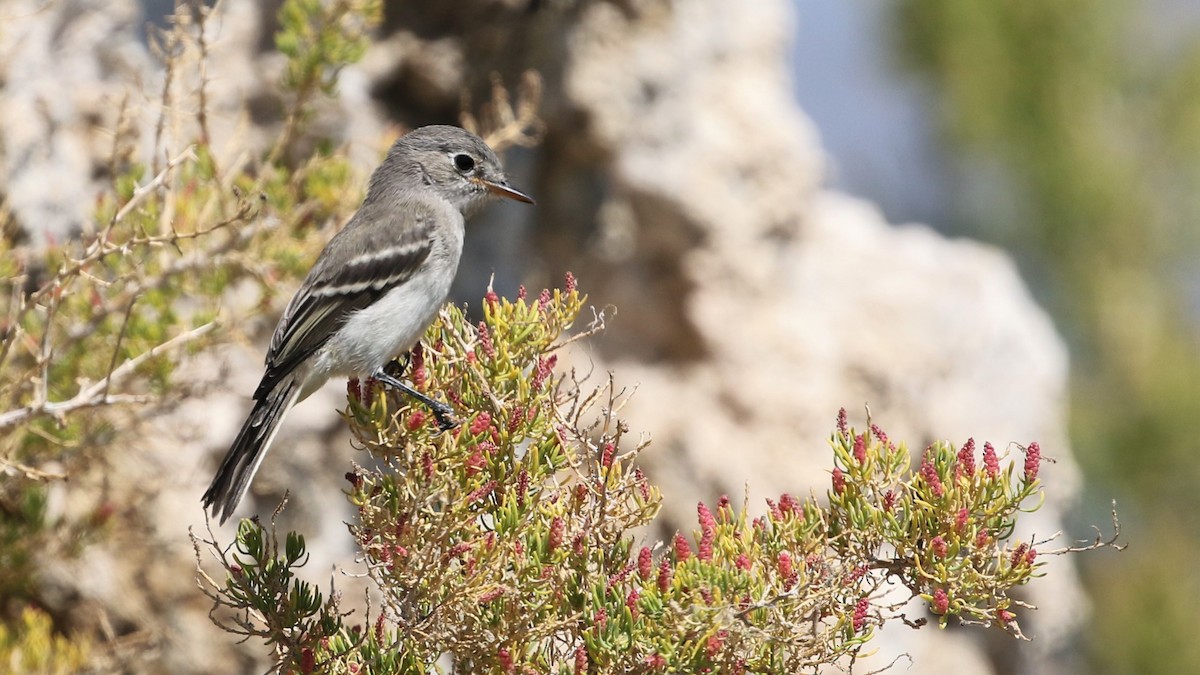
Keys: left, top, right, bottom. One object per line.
{"left": 202, "top": 125, "right": 533, "bottom": 525}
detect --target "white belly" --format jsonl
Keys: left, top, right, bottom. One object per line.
{"left": 299, "top": 259, "right": 459, "bottom": 399}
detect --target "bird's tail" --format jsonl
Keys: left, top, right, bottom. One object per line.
{"left": 202, "top": 376, "right": 301, "bottom": 525}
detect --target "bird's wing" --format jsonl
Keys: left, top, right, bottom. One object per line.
{"left": 254, "top": 202, "right": 437, "bottom": 399}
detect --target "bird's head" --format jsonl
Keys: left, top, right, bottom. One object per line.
{"left": 376, "top": 125, "right": 534, "bottom": 216}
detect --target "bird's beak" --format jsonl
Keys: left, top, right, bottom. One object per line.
{"left": 482, "top": 179, "right": 535, "bottom": 205}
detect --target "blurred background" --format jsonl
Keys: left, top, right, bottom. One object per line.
{"left": 790, "top": 1, "right": 1200, "bottom": 672}
{"left": 0, "top": 0, "right": 1197, "bottom": 672}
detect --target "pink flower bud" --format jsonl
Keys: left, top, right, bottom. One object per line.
{"left": 1024, "top": 442, "right": 1041, "bottom": 483}
{"left": 931, "top": 536, "right": 948, "bottom": 559}
{"left": 932, "top": 588, "right": 949, "bottom": 615}
{"left": 983, "top": 442, "right": 999, "bottom": 478}
{"left": 920, "top": 456, "right": 944, "bottom": 498}
{"left": 832, "top": 468, "right": 846, "bottom": 495}
{"left": 955, "top": 438, "right": 976, "bottom": 480}
{"left": 673, "top": 533, "right": 691, "bottom": 562}
{"left": 853, "top": 597, "right": 869, "bottom": 632}
{"left": 638, "top": 547, "right": 653, "bottom": 579}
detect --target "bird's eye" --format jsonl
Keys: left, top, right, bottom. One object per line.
{"left": 453, "top": 154, "right": 476, "bottom": 172}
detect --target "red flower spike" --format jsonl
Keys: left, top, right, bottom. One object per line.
{"left": 736, "top": 553, "right": 752, "bottom": 571}
{"left": 574, "top": 646, "right": 588, "bottom": 673}
{"left": 673, "top": 533, "right": 692, "bottom": 562}
{"left": 849, "top": 564, "right": 868, "bottom": 583}
{"left": 705, "top": 629, "right": 728, "bottom": 658}
{"left": 853, "top": 597, "right": 869, "bottom": 633}
{"left": 716, "top": 494, "right": 731, "bottom": 517}
{"left": 507, "top": 405, "right": 525, "bottom": 434}
{"left": 300, "top": 647, "right": 316, "bottom": 673}
{"left": 374, "top": 614, "right": 386, "bottom": 645}
{"left": 831, "top": 468, "right": 846, "bottom": 496}
{"left": 882, "top": 490, "right": 897, "bottom": 512}
{"left": 931, "top": 536, "right": 948, "bottom": 559}
{"left": 479, "top": 587, "right": 505, "bottom": 604}
{"left": 530, "top": 354, "right": 557, "bottom": 391}
{"left": 657, "top": 558, "right": 672, "bottom": 592}
{"left": 635, "top": 468, "right": 651, "bottom": 501}
{"left": 983, "top": 442, "right": 999, "bottom": 478}
{"left": 421, "top": 451, "right": 434, "bottom": 480}
{"left": 779, "top": 493, "right": 798, "bottom": 515}
{"left": 919, "top": 457, "right": 944, "bottom": 498}
{"left": 1010, "top": 543, "right": 1029, "bottom": 569}
{"left": 853, "top": 433, "right": 867, "bottom": 464}
{"left": 1025, "top": 548, "right": 1038, "bottom": 566}
{"left": 405, "top": 410, "right": 427, "bottom": 431}
{"left": 932, "top": 588, "right": 949, "bottom": 615}
{"left": 593, "top": 608, "right": 608, "bottom": 629}
{"left": 638, "top": 547, "right": 654, "bottom": 580}
{"left": 955, "top": 507, "right": 969, "bottom": 534}
{"left": 644, "top": 654, "right": 666, "bottom": 669}
{"left": 467, "top": 480, "right": 497, "bottom": 504}
{"left": 766, "top": 498, "right": 782, "bottom": 521}
{"left": 465, "top": 449, "right": 485, "bottom": 477}
{"left": 697, "top": 502, "right": 716, "bottom": 534}
{"left": 517, "top": 284, "right": 527, "bottom": 301}
{"left": 411, "top": 344, "right": 426, "bottom": 388}
{"left": 572, "top": 533, "right": 586, "bottom": 557}
{"left": 836, "top": 408, "right": 849, "bottom": 436}
{"left": 538, "top": 288, "right": 552, "bottom": 311}
{"left": 607, "top": 561, "right": 636, "bottom": 589}
{"left": 469, "top": 412, "right": 492, "bottom": 435}
{"left": 777, "top": 551, "right": 795, "bottom": 589}
{"left": 626, "top": 588, "right": 640, "bottom": 619}
{"left": 998, "top": 608, "right": 1016, "bottom": 624}
{"left": 564, "top": 271, "right": 577, "bottom": 294}
{"left": 497, "top": 647, "right": 514, "bottom": 673}
{"left": 485, "top": 289, "right": 500, "bottom": 308}
{"left": 975, "top": 529, "right": 990, "bottom": 549}
{"left": 699, "top": 587, "right": 714, "bottom": 605}
{"left": 601, "top": 442, "right": 615, "bottom": 469}
{"left": 1024, "top": 442, "right": 1041, "bottom": 483}
{"left": 516, "top": 470, "right": 529, "bottom": 507}
{"left": 956, "top": 438, "right": 976, "bottom": 480}
{"left": 548, "top": 517, "right": 564, "bottom": 552}
{"left": 477, "top": 322, "right": 496, "bottom": 359}
{"left": 870, "top": 423, "right": 891, "bottom": 449}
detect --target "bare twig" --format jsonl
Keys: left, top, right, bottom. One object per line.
{"left": 0, "top": 321, "right": 216, "bottom": 429}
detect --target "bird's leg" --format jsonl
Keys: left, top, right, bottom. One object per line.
{"left": 373, "top": 359, "right": 458, "bottom": 431}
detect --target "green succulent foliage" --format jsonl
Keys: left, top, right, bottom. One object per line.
{"left": 0, "top": 606, "right": 90, "bottom": 674}
{"left": 203, "top": 281, "right": 1063, "bottom": 673}
{"left": 277, "top": 0, "right": 383, "bottom": 97}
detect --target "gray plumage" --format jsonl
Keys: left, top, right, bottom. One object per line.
{"left": 202, "top": 125, "right": 533, "bottom": 525}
